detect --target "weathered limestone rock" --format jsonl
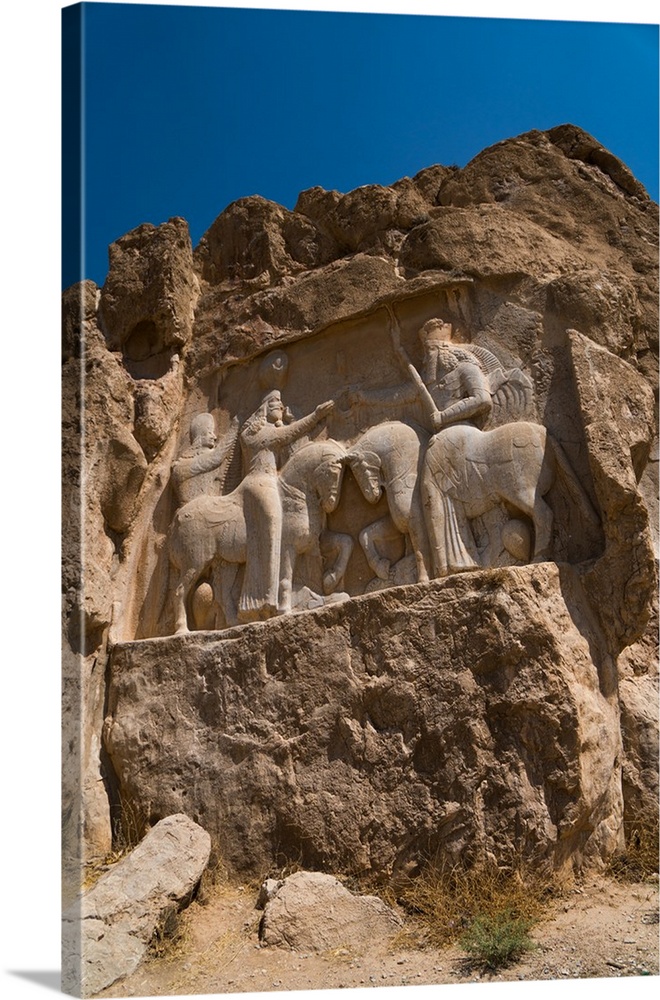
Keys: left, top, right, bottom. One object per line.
{"left": 104, "top": 563, "right": 622, "bottom": 878}
{"left": 619, "top": 671, "right": 660, "bottom": 825}
{"left": 194, "top": 195, "right": 339, "bottom": 284}
{"left": 294, "top": 185, "right": 343, "bottom": 223}
{"left": 639, "top": 437, "right": 659, "bottom": 559}
{"left": 568, "top": 330, "right": 657, "bottom": 654}
{"left": 617, "top": 595, "right": 659, "bottom": 824}
{"left": 439, "top": 125, "right": 650, "bottom": 219}
{"left": 437, "top": 126, "right": 658, "bottom": 373}
{"left": 62, "top": 279, "right": 98, "bottom": 361}
{"left": 545, "top": 269, "right": 641, "bottom": 359}
{"left": 63, "top": 124, "right": 658, "bottom": 891}
{"left": 546, "top": 123, "right": 650, "bottom": 201}
{"left": 408, "top": 162, "right": 458, "bottom": 204}
{"left": 63, "top": 285, "right": 150, "bottom": 883}
{"left": 188, "top": 252, "right": 404, "bottom": 374}
{"left": 259, "top": 871, "right": 402, "bottom": 951}
{"left": 253, "top": 253, "right": 403, "bottom": 334}
{"left": 320, "top": 180, "right": 430, "bottom": 253}
{"left": 64, "top": 312, "right": 148, "bottom": 638}
{"left": 62, "top": 814, "right": 211, "bottom": 996}
{"left": 132, "top": 355, "right": 183, "bottom": 461}
{"left": 99, "top": 217, "right": 199, "bottom": 372}
{"left": 399, "top": 204, "right": 586, "bottom": 280}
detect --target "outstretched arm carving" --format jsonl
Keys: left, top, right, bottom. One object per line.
{"left": 249, "top": 400, "right": 334, "bottom": 452}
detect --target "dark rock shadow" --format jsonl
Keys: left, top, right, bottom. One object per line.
{"left": 557, "top": 561, "right": 618, "bottom": 699}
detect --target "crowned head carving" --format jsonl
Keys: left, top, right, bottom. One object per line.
{"left": 189, "top": 412, "right": 217, "bottom": 449}
{"left": 418, "top": 318, "right": 473, "bottom": 384}
{"left": 418, "top": 317, "right": 454, "bottom": 346}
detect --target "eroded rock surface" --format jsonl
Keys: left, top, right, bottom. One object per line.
{"left": 99, "top": 217, "right": 199, "bottom": 374}
{"left": 617, "top": 594, "right": 659, "bottom": 825}
{"left": 259, "top": 871, "right": 402, "bottom": 952}
{"left": 62, "top": 814, "right": 211, "bottom": 997}
{"left": 105, "top": 563, "right": 623, "bottom": 877}
{"left": 63, "top": 125, "right": 658, "bottom": 890}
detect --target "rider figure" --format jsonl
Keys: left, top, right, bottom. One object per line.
{"left": 414, "top": 318, "right": 492, "bottom": 432}
{"left": 238, "top": 390, "right": 334, "bottom": 622}
{"left": 171, "top": 412, "right": 238, "bottom": 506}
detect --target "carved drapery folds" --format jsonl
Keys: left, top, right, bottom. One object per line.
{"left": 161, "top": 304, "right": 604, "bottom": 636}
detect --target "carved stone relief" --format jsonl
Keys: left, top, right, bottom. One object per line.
{"left": 65, "top": 128, "right": 657, "bottom": 894}
{"left": 157, "top": 297, "right": 602, "bottom": 636}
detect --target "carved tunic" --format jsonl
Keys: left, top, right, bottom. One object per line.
{"left": 171, "top": 444, "right": 231, "bottom": 505}
{"left": 428, "top": 359, "right": 492, "bottom": 430}
{"left": 238, "top": 407, "right": 326, "bottom": 621}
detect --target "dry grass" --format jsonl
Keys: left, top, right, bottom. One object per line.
{"left": 111, "top": 794, "right": 147, "bottom": 854}
{"left": 195, "top": 849, "right": 237, "bottom": 904}
{"left": 393, "top": 855, "right": 561, "bottom": 951}
{"left": 150, "top": 842, "right": 260, "bottom": 964}
{"left": 148, "top": 904, "right": 192, "bottom": 961}
{"left": 607, "top": 812, "right": 659, "bottom": 883}
{"left": 81, "top": 847, "right": 132, "bottom": 892}
{"left": 81, "top": 796, "right": 148, "bottom": 892}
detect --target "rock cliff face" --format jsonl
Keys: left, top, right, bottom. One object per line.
{"left": 105, "top": 564, "right": 623, "bottom": 876}
{"left": 62, "top": 126, "right": 658, "bottom": 889}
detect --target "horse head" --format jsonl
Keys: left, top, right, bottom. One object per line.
{"left": 313, "top": 440, "right": 348, "bottom": 513}
{"left": 347, "top": 447, "right": 382, "bottom": 503}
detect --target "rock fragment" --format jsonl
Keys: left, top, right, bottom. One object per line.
{"left": 62, "top": 814, "right": 211, "bottom": 996}
{"left": 259, "top": 871, "right": 402, "bottom": 952}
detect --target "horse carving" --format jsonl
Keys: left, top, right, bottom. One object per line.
{"left": 346, "top": 421, "right": 431, "bottom": 585}
{"left": 169, "top": 438, "right": 349, "bottom": 631}
{"left": 422, "top": 421, "right": 600, "bottom": 578}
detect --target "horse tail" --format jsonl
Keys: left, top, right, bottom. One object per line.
{"left": 549, "top": 436, "right": 601, "bottom": 527}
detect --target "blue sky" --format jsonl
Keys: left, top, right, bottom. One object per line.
{"left": 63, "top": 2, "right": 659, "bottom": 290}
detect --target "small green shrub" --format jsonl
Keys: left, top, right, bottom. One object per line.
{"left": 460, "top": 909, "right": 536, "bottom": 969}
{"left": 393, "top": 855, "right": 558, "bottom": 950}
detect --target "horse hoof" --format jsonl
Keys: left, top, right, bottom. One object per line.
{"left": 375, "top": 559, "right": 390, "bottom": 580}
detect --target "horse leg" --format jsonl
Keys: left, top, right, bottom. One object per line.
{"left": 513, "top": 429, "right": 554, "bottom": 560}
{"left": 278, "top": 544, "right": 296, "bottom": 615}
{"left": 359, "top": 516, "right": 398, "bottom": 580}
{"left": 212, "top": 560, "right": 240, "bottom": 628}
{"left": 530, "top": 495, "right": 554, "bottom": 560}
{"left": 172, "top": 566, "right": 199, "bottom": 634}
{"left": 321, "top": 530, "right": 354, "bottom": 594}
{"left": 508, "top": 487, "right": 553, "bottom": 562}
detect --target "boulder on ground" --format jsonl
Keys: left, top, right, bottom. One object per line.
{"left": 259, "top": 871, "right": 402, "bottom": 952}
{"left": 62, "top": 814, "right": 211, "bottom": 996}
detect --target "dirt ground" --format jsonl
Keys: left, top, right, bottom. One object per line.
{"left": 96, "top": 873, "right": 659, "bottom": 999}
